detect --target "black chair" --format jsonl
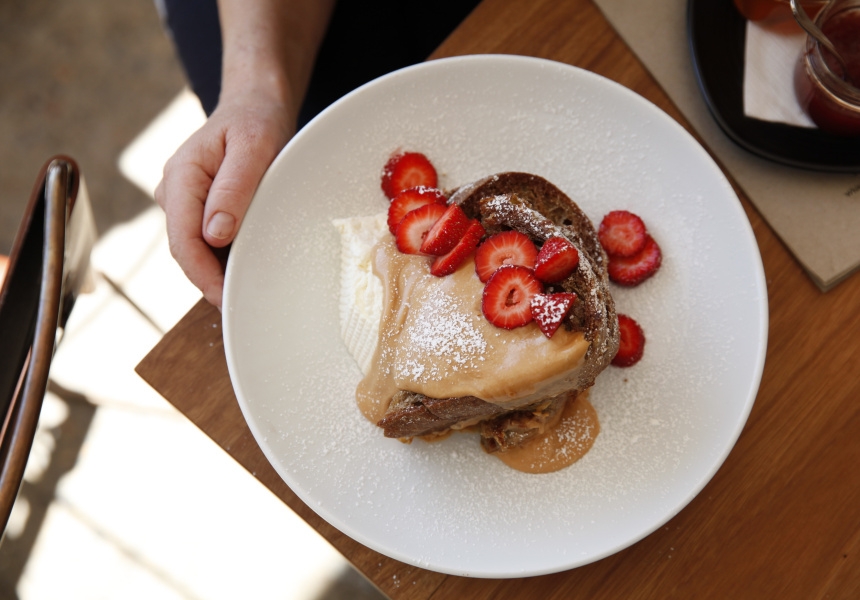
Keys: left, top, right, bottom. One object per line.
{"left": 0, "top": 156, "right": 96, "bottom": 535}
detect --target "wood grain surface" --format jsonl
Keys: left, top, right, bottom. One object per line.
{"left": 136, "top": 0, "right": 860, "bottom": 598}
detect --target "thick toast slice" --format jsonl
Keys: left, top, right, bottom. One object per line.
{"left": 377, "top": 173, "right": 619, "bottom": 452}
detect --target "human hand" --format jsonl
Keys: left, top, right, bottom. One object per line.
{"left": 155, "top": 94, "right": 293, "bottom": 308}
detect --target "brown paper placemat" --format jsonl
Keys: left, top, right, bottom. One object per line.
{"left": 593, "top": 0, "right": 860, "bottom": 291}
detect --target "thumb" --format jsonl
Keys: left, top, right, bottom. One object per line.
{"left": 202, "top": 133, "right": 278, "bottom": 248}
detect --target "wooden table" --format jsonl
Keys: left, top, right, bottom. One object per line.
{"left": 136, "top": 0, "right": 860, "bottom": 597}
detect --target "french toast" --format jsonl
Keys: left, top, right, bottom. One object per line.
{"left": 375, "top": 172, "right": 620, "bottom": 453}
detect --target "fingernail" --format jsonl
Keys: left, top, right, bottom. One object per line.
{"left": 207, "top": 212, "right": 236, "bottom": 240}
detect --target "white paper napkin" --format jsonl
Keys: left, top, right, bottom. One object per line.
{"left": 743, "top": 21, "right": 816, "bottom": 127}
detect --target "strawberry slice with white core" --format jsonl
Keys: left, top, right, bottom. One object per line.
{"left": 598, "top": 210, "right": 648, "bottom": 258}
{"left": 534, "top": 237, "right": 580, "bottom": 283}
{"left": 387, "top": 186, "right": 446, "bottom": 235}
{"left": 608, "top": 235, "right": 662, "bottom": 286}
{"left": 530, "top": 292, "right": 577, "bottom": 338}
{"left": 395, "top": 203, "right": 446, "bottom": 255}
{"left": 612, "top": 313, "right": 645, "bottom": 367}
{"left": 430, "top": 220, "right": 486, "bottom": 277}
{"left": 481, "top": 265, "right": 544, "bottom": 329}
{"left": 474, "top": 230, "right": 539, "bottom": 283}
{"left": 381, "top": 152, "right": 438, "bottom": 199}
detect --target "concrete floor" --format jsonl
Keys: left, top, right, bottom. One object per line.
{"left": 0, "top": 1, "right": 384, "bottom": 598}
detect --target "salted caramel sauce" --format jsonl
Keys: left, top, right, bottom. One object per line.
{"left": 494, "top": 392, "right": 599, "bottom": 474}
{"left": 356, "top": 237, "right": 590, "bottom": 423}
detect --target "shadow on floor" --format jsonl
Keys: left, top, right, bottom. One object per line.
{"left": 0, "top": 381, "right": 97, "bottom": 599}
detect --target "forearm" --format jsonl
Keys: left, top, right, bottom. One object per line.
{"left": 216, "top": 0, "right": 335, "bottom": 121}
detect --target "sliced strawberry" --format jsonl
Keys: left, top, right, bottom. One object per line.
{"left": 598, "top": 210, "right": 648, "bottom": 258}
{"left": 474, "top": 231, "right": 538, "bottom": 283}
{"left": 481, "top": 265, "right": 544, "bottom": 329}
{"left": 534, "top": 237, "right": 580, "bottom": 283}
{"left": 420, "top": 204, "right": 471, "bottom": 256}
{"left": 612, "top": 313, "right": 645, "bottom": 367}
{"left": 381, "top": 152, "right": 438, "bottom": 199}
{"left": 530, "top": 292, "right": 577, "bottom": 338}
{"left": 608, "top": 235, "right": 662, "bottom": 286}
{"left": 395, "top": 203, "right": 446, "bottom": 255}
{"left": 430, "top": 220, "right": 485, "bottom": 277}
{"left": 387, "top": 186, "right": 446, "bottom": 234}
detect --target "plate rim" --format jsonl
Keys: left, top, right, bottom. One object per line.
{"left": 222, "top": 53, "right": 769, "bottom": 577}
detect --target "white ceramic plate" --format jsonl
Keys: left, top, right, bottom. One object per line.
{"left": 223, "top": 55, "right": 767, "bottom": 578}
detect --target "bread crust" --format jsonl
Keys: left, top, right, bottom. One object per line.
{"left": 377, "top": 173, "right": 619, "bottom": 452}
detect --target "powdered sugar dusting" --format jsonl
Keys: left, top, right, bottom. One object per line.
{"left": 396, "top": 283, "right": 487, "bottom": 381}
{"left": 556, "top": 408, "right": 597, "bottom": 451}
{"left": 530, "top": 293, "right": 570, "bottom": 329}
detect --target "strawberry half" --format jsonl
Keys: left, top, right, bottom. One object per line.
{"left": 481, "top": 265, "right": 544, "bottom": 329}
{"left": 395, "top": 202, "right": 446, "bottom": 255}
{"left": 387, "top": 186, "right": 446, "bottom": 235}
{"left": 474, "top": 231, "right": 538, "bottom": 283}
{"left": 430, "top": 220, "right": 485, "bottom": 277}
{"left": 598, "top": 210, "right": 648, "bottom": 258}
{"left": 420, "top": 204, "right": 471, "bottom": 256}
{"left": 534, "top": 237, "right": 580, "bottom": 283}
{"left": 612, "top": 313, "right": 645, "bottom": 367}
{"left": 530, "top": 292, "right": 577, "bottom": 338}
{"left": 381, "top": 152, "right": 438, "bottom": 199}
{"left": 607, "top": 235, "right": 662, "bottom": 286}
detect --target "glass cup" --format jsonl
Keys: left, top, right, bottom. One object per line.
{"left": 794, "top": 0, "right": 860, "bottom": 135}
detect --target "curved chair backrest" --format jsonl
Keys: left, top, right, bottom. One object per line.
{"left": 0, "top": 156, "right": 96, "bottom": 535}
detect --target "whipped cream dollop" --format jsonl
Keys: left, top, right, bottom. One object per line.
{"left": 332, "top": 214, "right": 387, "bottom": 374}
